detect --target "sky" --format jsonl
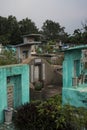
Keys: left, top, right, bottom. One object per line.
{"left": 0, "top": 0, "right": 87, "bottom": 34}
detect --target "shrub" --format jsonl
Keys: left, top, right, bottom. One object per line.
{"left": 14, "top": 101, "right": 42, "bottom": 130}
{"left": 14, "top": 95, "right": 87, "bottom": 130}
{"left": 0, "top": 50, "right": 18, "bottom": 65}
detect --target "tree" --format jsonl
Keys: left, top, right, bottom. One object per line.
{"left": 0, "top": 34, "right": 10, "bottom": 45}
{"left": 41, "top": 20, "right": 68, "bottom": 42}
{"left": 68, "top": 22, "right": 87, "bottom": 45}
{"left": 0, "top": 16, "right": 39, "bottom": 45}
{"left": 0, "top": 16, "right": 8, "bottom": 35}
{"left": 7, "top": 15, "right": 18, "bottom": 33}
{"left": 67, "top": 29, "right": 82, "bottom": 45}
{"left": 0, "top": 49, "right": 18, "bottom": 65}
{"left": 71, "top": 29, "right": 83, "bottom": 44}
{"left": 82, "top": 22, "right": 87, "bottom": 44}
{"left": 0, "top": 15, "right": 22, "bottom": 45}
{"left": 0, "top": 16, "right": 10, "bottom": 45}
{"left": 19, "top": 18, "right": 38, "bottom": 35}
{"left": 7, "top": 15, "right": 22, "bottom": 45}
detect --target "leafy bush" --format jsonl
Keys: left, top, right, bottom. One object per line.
{"left": 14, "top": 95, "right": 87, "bottom": 130}
{"left": 14, "top": 101, "right": 42, "bottom": 130}
{"left": 37, "top": 96, "right": 62, "bottom": 130}
{"left": 0, "top": 50, "right": 18, "bottom": 65}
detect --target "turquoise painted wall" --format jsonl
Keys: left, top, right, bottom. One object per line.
{"left": 62, "top": 47, "right": 87, "bottom": 108}
{"left": 62, "top": 87, "right": 87, "bottom": 108}
{"left": 0, "top": 64, "right": 29, "bottom": 123}
{"left": 63, "top": 50, "right": 81, "bottom": 88}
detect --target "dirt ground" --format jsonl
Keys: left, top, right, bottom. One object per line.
{"left": 30, "top": 84, "right": 62, "bottom": 101}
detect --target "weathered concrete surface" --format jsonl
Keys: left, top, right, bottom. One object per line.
{"left": 23, "top": 57, "right": 62, "bottom": 85}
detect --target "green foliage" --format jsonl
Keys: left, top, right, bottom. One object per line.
{"left": 40, "top": 40, "right": 56, "bottom": 53}
{"left": 0, "top": 15, "right": 38, "bottom": 45}
{"left": 68, "top": 22, "right": 87, "bottom": 44}
{"left": 14, "top": 95, "right": 61, "bottom": 130}
{"left": 19, "top": 18, "right": 38, "bottom": 35}
{"left": 0, "top": 15, "right": 87, "bottom": 46}
{"left": 0, "top": 16, "right": 8, "bottom": 35}
{"left": 14, "top": 101, "right": 42, "bottom": 130}
{"left": 0, "top": 34, "right": 10, "bottom": 45}
{"left": 36, "top": 47, "right": 42, "bottom": 54}
{"left": 0, "top": 15, "right": 21, "bottom": 45}
{"left": 14, "top": 95, "right": 87, "bottom": 130}
{"left": 42, "top": 20, "right": 68, "bottom": 43}
{"left": 0, "top": 49, "right": 18, "bottom": 65}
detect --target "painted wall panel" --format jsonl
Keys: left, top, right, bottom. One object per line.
{"left": 0, "top": 64, "right": 29, "bottom": 123}
{"left": 62, "top": 46, "right": 87, "bottom": 108}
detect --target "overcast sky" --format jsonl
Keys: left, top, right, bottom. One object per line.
{"left": 0, "top": 0, "right": 87, "bottom": 34}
